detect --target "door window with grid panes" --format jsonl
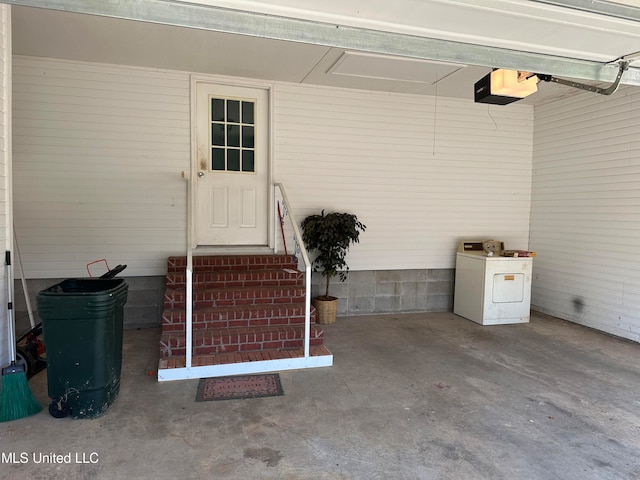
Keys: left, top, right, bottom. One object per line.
{"left": 210, "top": 97, "right": 255, "bottom": 173}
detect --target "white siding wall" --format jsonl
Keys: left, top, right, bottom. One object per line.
{"left": 531, "top": 87, "right": 640, "bottom": 342}
{"left": 0, "top": 5, "right": 10, "bottom": 367}
{"left": 12, "top": 56, "right": 534, "bottom": 279}
{"left": 274, "top": 83, "right": 533, "bottom": 270}
{"left": 13, "top": 57, "right": 190, "bottom": 277}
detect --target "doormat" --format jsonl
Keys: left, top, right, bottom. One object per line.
{"left": 196, "top": 374, "right": 284, "bottom": 402}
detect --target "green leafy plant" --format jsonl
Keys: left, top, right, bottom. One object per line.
{"left": 301, "top": 210, "right": 366, "bottom": 299}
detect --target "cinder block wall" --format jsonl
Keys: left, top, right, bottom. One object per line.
{"left": 14, "top": 269, "right": 454, "bottom": 333}
{"left": 311, "top": 269, "right": 455, "bottom": 316}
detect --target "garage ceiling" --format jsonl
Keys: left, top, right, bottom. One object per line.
{"left": 8, "top": 0, "right": 640, "bottom": 106}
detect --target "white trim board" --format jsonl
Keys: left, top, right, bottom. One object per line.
{"left": 157, "top": 355, "right": 334, "bottom": 382}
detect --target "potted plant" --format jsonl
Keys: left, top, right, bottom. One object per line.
{"left": 301, "top": 210, "right": 366, "bottom": 324}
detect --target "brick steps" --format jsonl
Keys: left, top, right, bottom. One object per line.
{"left": 162, "top": 302, "right": 310, "bottom": 331}
{"left": 166, "top": 268, "right": 303, "bottom": 289}
{"left": 167, "top": 254, "right": 299, "bottom": 273}
{"left": 164, "top": 285, "right": 307, "bottom": 309}
{"left": 159, "top": 254, "right": 327, "bottom": 371}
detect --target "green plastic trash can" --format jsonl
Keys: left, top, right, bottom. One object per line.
{"left": 37, "top": 278, "right": 128, "bottom": 419}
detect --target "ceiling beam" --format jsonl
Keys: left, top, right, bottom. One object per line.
{"left": 4, "top": 0, "right": 640, "bottom": 86}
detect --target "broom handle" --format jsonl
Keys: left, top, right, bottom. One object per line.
{"left": 13, "top": 235, "right": 35, "bottom": 329}
{"left": 5, "top": 251, "right": 16, "bottom": 364}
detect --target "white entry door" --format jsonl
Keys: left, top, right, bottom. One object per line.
{"left": 194, "top": 82, "right": 269, "bottom": 246}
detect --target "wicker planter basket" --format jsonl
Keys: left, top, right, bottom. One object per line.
{"left": 313, "top": 296, "right": 338, "bottom": 325}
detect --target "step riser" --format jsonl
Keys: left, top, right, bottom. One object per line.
{"left": 163, "top": 328, "right": 324, "bottom": 347}
{"left": 161, "top": 339, "right": 325, "bottom": 357}
{"left": 165, "top": 297, "right": 307, "bottom": 310}
{"left": 163, "top": 304, "right": 311, "bottom": 323}
{"left": 162, "top": 317, "right": 308, "bottom": 331}
{"left": 163, "top": 313, "right": 309, "bottom": 331}
{"left": 163, "top": 316, "right": 309, "bottom": 331}
{"left": 167, "top": 255, "right": 298, "bottom": 273}
{"left": 164, "top": 287, "right": 306, "bottom": 309}
{"left": 160, "top": 328, "right": 324, "bottom": 356}
{"left": 166, "top": 274, "right": 303, "bottom": 289}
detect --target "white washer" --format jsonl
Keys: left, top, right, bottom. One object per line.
{"left": 454, "top": 249, "right": 533, "bottom": 325}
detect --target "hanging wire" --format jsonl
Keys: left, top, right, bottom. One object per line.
{"left": 487, "top": 104, "right": 498, "bottom": 131}
{"left": 433, "top": 75, "right": 438, "bottom": 155}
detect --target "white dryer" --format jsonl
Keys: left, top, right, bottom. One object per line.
{"left": 454, "top": 241, "right": 533, "bottom": 325}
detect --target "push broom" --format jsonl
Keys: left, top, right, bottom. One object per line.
{"left": 0, "top": 250, "right": 42, "bottom": 422}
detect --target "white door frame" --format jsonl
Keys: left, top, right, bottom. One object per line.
{"left": 189, "top": 74, "right": 274, "bottom": 252}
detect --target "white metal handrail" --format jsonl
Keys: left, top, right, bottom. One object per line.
{"left": 158, "top": 180, "right": 331, "bottom": 381}
{"left": 274, "top": 183, "right": 312, "bottom": 358}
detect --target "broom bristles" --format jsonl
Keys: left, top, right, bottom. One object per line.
{"left": 0, "top": 371, "right": 42, "bottom": 422}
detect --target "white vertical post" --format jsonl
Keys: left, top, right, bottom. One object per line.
{"left": 185, "top": 177, "right": 193, "bottom": 368}
{"left": 186, "top": 252, "right": 193, "bottom": 369}
{"left": 304, "top": 264, "right": 310, "bottom": 358}
{"left": 186, "top": 76, "right": 197, "bottom": 371}
{"left": 273, "top": 185, "right": 279, "bottom": 254}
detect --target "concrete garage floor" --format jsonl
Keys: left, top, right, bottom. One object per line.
{"left": 1, "top": 311, "right": 639, "bottom": 480}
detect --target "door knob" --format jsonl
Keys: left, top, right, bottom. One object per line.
{"left": 198, "top": 171, "right": 205, "bottom": 178}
